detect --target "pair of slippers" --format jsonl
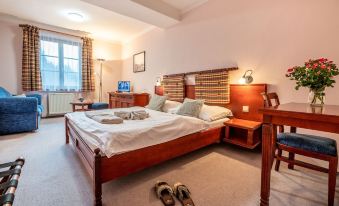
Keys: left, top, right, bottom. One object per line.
{"left": 154, "top": 181, "right": 195, "bottom": 206}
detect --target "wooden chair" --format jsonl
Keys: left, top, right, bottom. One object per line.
{"left": 261, "top": 92, "right": 338, "bottom": 206}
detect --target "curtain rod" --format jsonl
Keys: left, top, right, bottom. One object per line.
{"left": 164, "top": 67, "right": 238, "bottom": 77}
{"left": 19, "top": 24, "right": 91, "bottom": 39}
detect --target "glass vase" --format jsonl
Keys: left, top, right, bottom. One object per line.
{"left": 308, "top": 88, "right": 325, "bottom": 106}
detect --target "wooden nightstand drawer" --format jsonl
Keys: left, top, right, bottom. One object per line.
{"left": 223, "top": 118, "right": 262, "bottom": 149}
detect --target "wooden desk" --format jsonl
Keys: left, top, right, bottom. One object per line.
{"left": 259, "top": 103, "right": 339, "bottom": 206}
{"left": 108, "top": 92, "right": 149, "bottom": 108}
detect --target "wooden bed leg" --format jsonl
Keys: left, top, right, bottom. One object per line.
{"left": 93, "top": 149, "right": 102, "bottom": 206}
{"left": 65, "top": 117, "right": 69, "bottom": 144}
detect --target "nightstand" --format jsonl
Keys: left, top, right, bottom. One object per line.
{"left": 223, "top": 118, "right": 262, "bottom": 149}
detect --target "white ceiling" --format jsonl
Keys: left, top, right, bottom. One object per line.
{"left": 0, "top": 0, "right": 208, "bottom": 44}
{"left": 162, "top": 0, "right": 208, "bottom": 14}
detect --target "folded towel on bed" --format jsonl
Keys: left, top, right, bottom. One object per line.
{"left": 113, "top": 111, "right": 131, "bottom": 120}
{"left": 114, "top": 110, "right": 149, "bottom": 120}
{"left": 131, "top": 110, "right": 149, "bottom": 120}
{"left": 85, "top": 111, "right": 123, "bottom": 124}
{"left": 91, "top": 114, "right": 123, "bottom": 124}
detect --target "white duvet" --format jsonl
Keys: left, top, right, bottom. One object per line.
{"left": 65, "top": 107, "right": 209, "bottom": 157}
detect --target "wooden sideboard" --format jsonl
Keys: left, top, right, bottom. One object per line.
{"left": 108, "top": 92, "right": 149, "bottom": 108}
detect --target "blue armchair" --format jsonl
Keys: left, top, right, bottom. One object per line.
{"left": 0, "top": 87, "right": 43, "bottom": 135}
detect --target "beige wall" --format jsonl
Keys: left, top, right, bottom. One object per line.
{"left": 0, "top": 19, "right": 22, "bottom": 94}
{"left": 122, "top": 0, "right": 339, "bottom": 105}
{"left": 0, "top": 16, "right": 122, "bottom": 104}
{"left": 93, "top": 40, "right": 122, "bottom": 102}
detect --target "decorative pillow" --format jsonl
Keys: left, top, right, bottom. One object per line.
{"left": 198, "top": 104, "right": 233, "bottom": 122}
{"left": 176, "top": 98, "right": 204, "bottom": 117}
{"left": 162, "top": 100, "right": 182, "bottom": 113}
{"left": 145, "top": 94, "right": 167, "bottom": 111}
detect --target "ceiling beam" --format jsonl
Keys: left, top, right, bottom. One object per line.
{"left": 81, "top": 0, "right": 181, "bottom": 28}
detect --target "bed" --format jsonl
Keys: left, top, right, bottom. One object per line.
{"left": 65, "top": 69, "right": 266, "bottom": 206}
{"left": 65, "top": 107, "right": 227, "bottom": 206}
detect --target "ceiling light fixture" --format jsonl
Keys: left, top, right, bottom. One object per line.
{"left": 67, "top": 12, "right": 84, "bottom": 22}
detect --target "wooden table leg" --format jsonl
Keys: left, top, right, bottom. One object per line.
{"left": 260, "top": 123, "right": 273, "bottom": 206}
{"left": 65, "top": 117, "right": 69, "bottom": 144}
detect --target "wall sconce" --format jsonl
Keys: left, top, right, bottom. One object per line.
{"left": 239, "top": 70, "right": 253, "bottom": 84}
{"left": 155, "top": 76, "right": 162, "bottom": 86}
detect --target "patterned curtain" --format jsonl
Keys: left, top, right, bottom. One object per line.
{"left": 81, "top": 37, "right": 95, "bottom": 92}
{"left": 21, "top": 25, "right": 42, "bottom": 91}
{"left": 195, "top": 71, "right": 230, "bottom": 104}
{"left": 163, "top": 75, "right": 185, "bottom": 102}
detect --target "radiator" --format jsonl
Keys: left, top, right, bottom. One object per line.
{"left": 47, "top": 93, "right": 75, "bottom": 116}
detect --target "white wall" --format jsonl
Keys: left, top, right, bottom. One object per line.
{"left": 93, "top": 40, "right": 122, "bottom": 102}
{"left": 122, "top": 0, "right": 339, "bottom": 105}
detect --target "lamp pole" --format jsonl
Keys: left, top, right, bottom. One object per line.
{"left": 97, "top": 58, "right": 105, "bottom": 102}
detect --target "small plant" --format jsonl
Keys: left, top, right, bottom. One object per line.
{"left": 286, "top": 58, "right": 339, "bottom": 105}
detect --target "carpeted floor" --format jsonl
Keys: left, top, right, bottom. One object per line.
{"left": 0, "top": 117, "right": 338, "bottom": 206}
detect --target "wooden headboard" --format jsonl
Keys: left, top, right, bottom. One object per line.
{"left": 155, "top": 84, "right": 267, "bottom": 122}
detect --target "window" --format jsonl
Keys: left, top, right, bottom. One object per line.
{"left": 40, "top": 33, "right": 82, "bottom": 91}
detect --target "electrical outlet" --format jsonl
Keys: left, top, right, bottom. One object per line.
{"left": 242, "top": 106, "right": 249, "bottom": 113}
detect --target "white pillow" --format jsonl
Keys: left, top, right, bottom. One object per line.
{"left": 167, "top": 106, "right": 181, "bottom": 114}
{"left": 162, "top": 100, "right": 182, "bottom": 113}
{"left": 198, "top": 104, "right": 233, "bottom": 122}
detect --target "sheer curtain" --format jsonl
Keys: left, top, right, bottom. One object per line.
{"left": 40, "top": 31, "right": 82, "bottom": 91}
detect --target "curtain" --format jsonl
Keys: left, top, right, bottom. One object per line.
{"left": 21, "top": 25, "right": 42, "bottom": 91}
{"left": 195, "top": 71, "right": 230, "bottom": 104}
{"left": 163, "top": 75, "right": 185, "bottom": 102}
{"left": 40, "top": 31, "right": 82, "bottom": 91}
{"left": 81, "top": 37, "right": 95, "bottom": 92}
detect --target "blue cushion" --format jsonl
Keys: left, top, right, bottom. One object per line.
{"left": 89, "top": 102, "right": 109, "bottom": 110}
{"left": 37, "top": 105, "right": 43, "bottom": 116}
{"left": 277, "top": 133, "right": 337, "bottom": 156}
{"left": 0, "top": 87, "right": 11, "bottom": 98}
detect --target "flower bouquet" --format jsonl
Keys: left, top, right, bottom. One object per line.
{"left": 286, "top": 58, "right": 339, "bottom": 106}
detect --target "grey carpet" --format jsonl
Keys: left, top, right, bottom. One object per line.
{"left": 0, "top": 117, "right": 338, "bottom": 206}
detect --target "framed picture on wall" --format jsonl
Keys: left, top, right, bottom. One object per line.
{"left": 133, "top": 51, "right": 145, "bottom": 73}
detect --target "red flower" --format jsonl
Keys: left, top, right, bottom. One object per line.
{"left": 318, "top": 58, "right": 327, "bottom": 63}
{"left": 313, "top": 63, "right": 318, "bottom": 68}
{"left": 321, "top": 64, "right": 326, "bottom": 69}
{"left": 287, "top": 68, "right": 294, "bottom": 73}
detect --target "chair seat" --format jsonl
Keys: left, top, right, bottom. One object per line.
{"left": 89, "top": 102, "right": 109, "bottom": 110}
{"left": 277, "top": 133, "right": 337, "bottom": 156}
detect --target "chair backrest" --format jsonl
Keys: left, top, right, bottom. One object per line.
{"left": 261, "top": 92, "right": 280, "bottom": 107}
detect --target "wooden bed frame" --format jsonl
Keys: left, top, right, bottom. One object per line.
{"left": 65, "top": 117, "right": 224, "bottom": 206}
{"left": 65, "top": 82, "right": 266, "bottom": 206}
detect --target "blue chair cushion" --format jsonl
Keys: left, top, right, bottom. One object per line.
{"left": 89, "top": 102, "right": 109, "bottom": 110}
{"left": 277, "top": 133, "right": 337, "bottom": 156}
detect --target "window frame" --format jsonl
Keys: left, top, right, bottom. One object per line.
{"left": 40, "top": 36, "right": 82, "bottom": 91}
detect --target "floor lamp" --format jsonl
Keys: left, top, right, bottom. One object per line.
{"left": 97, "top": 58, "right": 105, "bottom": 102}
